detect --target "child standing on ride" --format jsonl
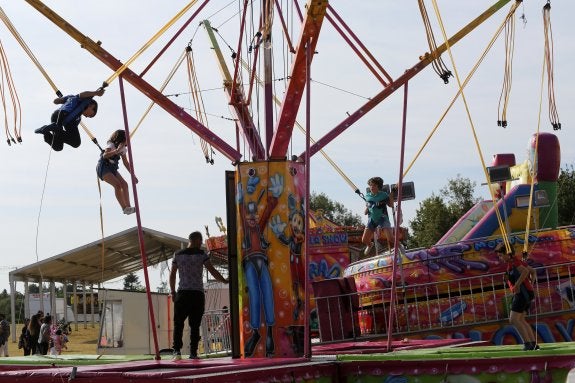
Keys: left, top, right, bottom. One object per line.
{"left": 495, "top": 243, "right": 539, "bottom": 350}
{"left": 362, "top": 176, "right": 394, "bottom": 255}
{"left": 96, "top": 129, "right": 137, "bottom": 215}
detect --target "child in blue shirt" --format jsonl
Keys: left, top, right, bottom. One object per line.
{"left": 361, "top": 176, "right": 394, "bottom": 256}
{"left": 36, "top": 88, "right": 105, "bottom": 151}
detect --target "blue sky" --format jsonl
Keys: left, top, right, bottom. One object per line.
{"left": 0, "top": 1, "right": 573, "bottom": 292}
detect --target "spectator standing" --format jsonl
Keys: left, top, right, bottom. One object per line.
{"left": 169, "top": 231, "right": 229, "bottom": 360}
{"left": 0, "top": 313, "right": 10, "bottom": 357}
{"left": 28, "top": 313, "right": 42, "bottom": 355}
{"left": 38, "top": 314, "right": 53, "bottom": 355}
{"left": 18, "top": 318, "right": 32, "bottom": 356}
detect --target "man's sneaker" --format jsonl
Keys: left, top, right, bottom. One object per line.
{"left": 123, "top": 206, "right": 136, "bottom": 215}
{"left": 364, "top": 243, "right": 373, "bottom": 256}
{"left": 172, "top": 350, "right": 182, "bottom": 360}
{"left": 189, "top": 353, "right": 199, "bottom": 359}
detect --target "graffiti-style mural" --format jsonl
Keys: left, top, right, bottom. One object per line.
{"left": 236, "top": 161, "right": 306, "bottom": 358}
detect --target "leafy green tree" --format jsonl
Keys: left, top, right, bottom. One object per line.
{"left": 408, "top": 176, "right": 480, "bottom": 248}
{"left": 310, "top": 192, "right": 362, "bottom": 227}
{"left": 28, "top": 284, "right": 40, "bottom": 294}
{"left": 0, "top": 289, "right": 26, "bottom": 323}
{"left": 0, "top": 289, "right": 9, "bottom": 317}
{"left": 408, "top": 195, "right": 453, "bottom": 248}
{"left": 123, "top": 272, "right": 145, "bottom": 292}
{"left": 441, "top": 174, "right": 480, "bottom": 220}
{"left": 407, "top": 167, "right": 575, "bottom": 249}
{"left": 558, "top": 164, "right": 575, "bottom": 226}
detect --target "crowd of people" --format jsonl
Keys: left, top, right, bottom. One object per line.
{"left": 0, "top": 311, "right": 69, "bottom": 357}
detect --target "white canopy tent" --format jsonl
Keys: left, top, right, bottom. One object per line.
{"left": 8, "top": 226, "right": 189, "bottom": 343}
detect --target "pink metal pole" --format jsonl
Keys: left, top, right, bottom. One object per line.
{"left": 140, "top": 0, "right": 211, "bottom": 77}
{"left": 327, "top": 5, "right": 393, "bottom": 83}
{"left": 230, "top": 0, "right": 249, "bottom": 101}
{"left": 292, "top": 0, "right": 303, "bottom": 22}
{"left": 386, "top": 81, "right": 408, "bottom": 350}
{"left": 304, "top": 38, "right": 311, "bottom": 359}
{"left": 119, "top": 76, "right": 161, "bottom": 360}
{"left": 275, "top": 0, "right": 296, "bottom": 53}
{"left": 263, "top": 0, "right": 274, "bottom": 154}
{"left": 324, "top": 12, "right": 388, "bottom": 86}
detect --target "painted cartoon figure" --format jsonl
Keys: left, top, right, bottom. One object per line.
{"left": 238, "top": 172, "right": 283, "bottom": 357}
{"left": 269, "top": 194, "right": 305, "bottom": 320}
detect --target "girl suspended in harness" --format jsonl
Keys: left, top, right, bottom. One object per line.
{"left": 35, "top": 88, "right": 105, "bottom": 151}
{"left": 96, "top": 129, "right": 138, "bottom": 215}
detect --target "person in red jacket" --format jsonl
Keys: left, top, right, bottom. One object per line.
{"left": 495, "top": 243, "right": 539, "bottom": 350}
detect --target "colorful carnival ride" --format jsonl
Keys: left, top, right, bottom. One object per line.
{"left": 342, "top": 132, "right": 575, "bottom": 346}
{"left": 1, "top": 0, "right": 574, "bottom": 382}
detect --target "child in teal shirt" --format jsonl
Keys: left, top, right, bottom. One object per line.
{"left": 362, "top": 176, "right": 394, "bottom": 255}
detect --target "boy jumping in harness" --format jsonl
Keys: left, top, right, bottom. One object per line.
{"left": 35, "top": 88, "right": 105, "bottom": 151}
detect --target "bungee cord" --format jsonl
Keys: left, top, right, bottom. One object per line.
{"left": 0, "top": 38, "right": 22, "bottom": 145}
{"left": 186, "top": 46, "right": 215, "bottom": 164}
{"left": 497, "top": 10, "right": 515, "bottom": 128}
{"left": 417, "top": 0, "right": 452, "bottom": 84}
{"left": 543, "top": 2, "right": 561, "bottom": 131}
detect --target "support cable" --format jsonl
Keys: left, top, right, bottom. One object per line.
{"left": 241, "top": 58, "right": 362, "bottom": 197}
{"left": 131, "top": 49, "right": 188, "bottom": 138}
{"left": 522, "top": 7, "right": 552, "bottom": 255}
{"left": 103, "top": 0, "right": 200, "bottom": 87}
{"left": 96, "top": 178, "right": 106, "bottom": 283}
{"left": 404, "top": 2, "right": 520, "bottom": 180}
{"left": 430, "top": 0, "right": 513, "bottom": 253}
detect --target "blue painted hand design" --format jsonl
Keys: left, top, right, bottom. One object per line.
{"left": 269, "top": 215, "right": 287, "bottom": 237}
{"left": 247, "top": 175, "right": 260, "bottom": 194}
{"left": 268, "top": 173, "right": 284, "bottom": 198}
